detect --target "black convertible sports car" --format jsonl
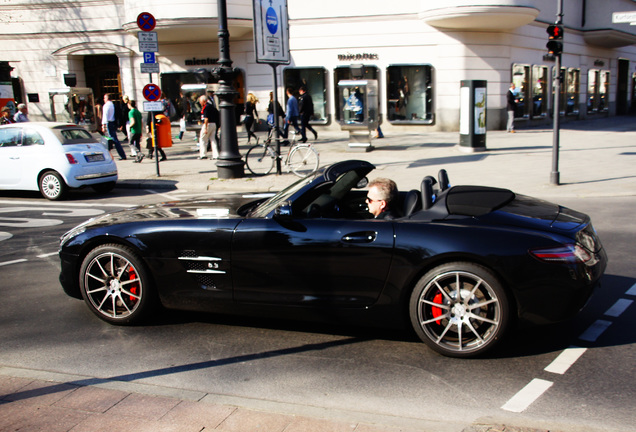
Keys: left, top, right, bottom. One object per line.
{"left": 59, "top": 160, "right": 607, "bottom": 357}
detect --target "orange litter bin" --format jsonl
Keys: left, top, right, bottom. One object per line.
{"left": 154, "top": 114, "right": 173, "bottom": 148}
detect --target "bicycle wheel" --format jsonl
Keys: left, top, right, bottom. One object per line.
{"left": 288, "top": 144, "right": 319, "bottom": 177}
{"left": 245, "top": 144, "right": 276, "bottom": 176}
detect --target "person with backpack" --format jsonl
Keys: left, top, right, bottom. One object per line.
{"left": 298, "top": 86, "right": 317, "bottom": 143}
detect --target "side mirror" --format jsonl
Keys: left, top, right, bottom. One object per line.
{"left": 273, "top": 201, "right": 293, "bottom": 219}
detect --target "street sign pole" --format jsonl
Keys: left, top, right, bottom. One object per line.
{"left": 550, "top": 0, "right": 563, "bottom": 186}
{"left": 137, "top": 12, "right": 161, "bottom": 176}
{"left": 253, "top": 0, "right": 290, "bottom": 175}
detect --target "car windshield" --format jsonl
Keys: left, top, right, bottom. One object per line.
{"left": 57, "top": 128, "right": 96, "bottom": 144}
{"left": 248, "top": 175, "right": 316, "bottom": 218}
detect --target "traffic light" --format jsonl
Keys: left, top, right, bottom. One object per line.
{"left": 546, "top": 24, "right": 564, "bottom": 56}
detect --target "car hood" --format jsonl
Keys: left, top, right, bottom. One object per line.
{"left": 82, "top": 193, "right": 270, "bottom": 228}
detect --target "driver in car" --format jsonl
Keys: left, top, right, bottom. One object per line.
{"left": 366, "top": 178, "right": 401, "bottom": 219}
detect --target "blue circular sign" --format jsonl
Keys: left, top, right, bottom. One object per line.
{"left": 266, "top": 7, "right": 278, "bottom": 35}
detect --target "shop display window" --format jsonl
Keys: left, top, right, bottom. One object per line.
{"left": 333, "top": 66, "right": 379, "bottom": 122}
{"left": 587, "top": 69, "right": 609, "bottom": 113}
{"left": 283, "top": 67, "right": 328, "bottom": 123}
{"left": 531, "top": 65, "right": 549, "bottom": 117}
{"left": 512, "top": 64, "right": 530, "bottom": 119}
{"left": 386, "top": 65, "right": 434, "bottom": 124}
{"left": 551, "top": 67, "right": 580, "bottom": 116}
{"left": 160, "top": 69, "right": 245, "bottom": 124}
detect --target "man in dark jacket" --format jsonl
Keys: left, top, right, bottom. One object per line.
{"left": 506, "top": 83, "right": 517, "bottom": 133}
{"left": 298, "top": 86, "right": 318, "bottom": 143}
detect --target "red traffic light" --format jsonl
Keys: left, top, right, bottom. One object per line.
{"left": 547, "top": 24, "right": 563, "bottom": 40}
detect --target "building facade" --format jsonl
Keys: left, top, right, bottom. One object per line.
{"left": 2, "top": 0, "right": 636, "bottom": 132}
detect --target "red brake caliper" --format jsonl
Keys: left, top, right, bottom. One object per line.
{"left": 128, "top": 266, "right": 138, "bottom": 302}
{"left": 432, "top": 292, "right": 443, "bottom": 324}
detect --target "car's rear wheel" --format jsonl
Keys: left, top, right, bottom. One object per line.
{"left": 92, "top": 181, "right": 116, "bottom": 194}
{"left": 79, "top": 244, "right": 154, "bottom": 325}
{"left": 409, "top": 262, "right": 509, "bottom": 357}
{"left": 39, "top": 170, "right": 67, "bottom": 200}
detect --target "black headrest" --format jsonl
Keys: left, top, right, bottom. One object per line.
{"left": 403, "top": 189, "right": 422, "bottom": 217}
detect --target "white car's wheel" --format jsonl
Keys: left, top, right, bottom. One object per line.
{"left": 39, "top": 170, "right": 67, "bottom": 200}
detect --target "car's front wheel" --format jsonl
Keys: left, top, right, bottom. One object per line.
{"left": 79, "top": 244, "right": 154, "bottom": 325}
{"left": 39, "top": 170, "right": 67, "bottom": 200}
{"left": 409, "top": 262, "right": 509, "bottom": 357}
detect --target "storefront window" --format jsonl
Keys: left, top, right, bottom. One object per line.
{"left": 599, "top": 70, "right": 609, "bottom": 112}
{"left": 587, "top": 69, "right": 609, "bottom": 113}
{"left": 386, "top": 65, "right": 433, "bottom": 123}
{"left": 565, "top": 68, "right": 580, "bottom": 115}
{"left": 283, "top": 67, "right": 327, "bottom": 123}
{"left": 512, "top": 64, "right": 530, "bottom": 119}
{"left": 160, "top": 69, "right": 245, "bottom": 123}
{"left": 531, "top": 65, "right": 548, "bottom": 117}
{"left": 334, "top": 66, "right": 379, "bottom": 122}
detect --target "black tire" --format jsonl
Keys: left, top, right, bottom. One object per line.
{"left": 288, "top": 144, "right": 319, "bottom": 177}
{"left": 39, "top": 170, "right": 67, "bottom": 200}
{"left": 409, "top": 262, "right": 509, "bottom": 358}
{"left": 92, "top": 181, "right": 116, "bottom": 194}
{"left": 245, "top": 144, "right": 276, "bottom": 176}
{"left": 79, "top": 244, "right": 155, "bottom": 325}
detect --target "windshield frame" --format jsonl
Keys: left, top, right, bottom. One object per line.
{"left": 248, "top": 174, "right": 318, "bottom": 218}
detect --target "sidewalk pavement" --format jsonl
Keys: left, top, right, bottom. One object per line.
{"left": 115, "top": 115, "right": 636, "bottom": 201}
{"left": 2, "top": 116, "right": 634, "bottom": 432}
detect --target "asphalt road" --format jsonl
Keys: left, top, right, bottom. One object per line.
{"left": 0, "top": 189, "right": 634, "bottom": 432}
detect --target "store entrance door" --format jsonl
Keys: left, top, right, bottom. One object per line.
{"left": 617, "top": 58, "right": 629, "bottom": 115}
{"left": 84, "top": 54, "right": 122, "bottom": 102}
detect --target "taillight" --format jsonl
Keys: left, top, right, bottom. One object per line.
{"left": 65, "top": 153, "right": 78, "bottom": 164}
{"left": 530, "top": 244, "right": 596, "bottom": 265}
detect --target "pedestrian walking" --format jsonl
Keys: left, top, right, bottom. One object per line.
{"left": 101, "top": 94, "right": 126, "bottom": 160}
{"left": 267, "top": 91, "right": 284, "bottom": 128}
{"left": 127, "top": 100, "right": 144, "bottom": 163}
{"left": 244, "top": 93, "right": 259, "bottom": 143}
{"left": 282, "top": 87, "right": 300, "bottom": 140}
{"left": 198, "top": 94, "right": 220, "bottom": 159}
{"left": 506, "top": 83, "right": 518, "bottom": 133}
{"left": 0, "top": 106, "right": 14, "bottom": 124}
{"left": 13, "top": 104, "right": 29, "bottom": 122}
{"left": 298, "top": 86, "right": 317, "bottom": 143}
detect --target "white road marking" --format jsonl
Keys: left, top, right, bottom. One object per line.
{"left": 0, "top": 232, "right": 12, "bottom": 242}
{"left": 625, "top": 283, "right": 636, "bottom": 297}
{"left": 604, "top": 299, "right": 633, "bottom": 317}
{"left": 146, "top": 190, "right": 179, "bottom": 201}
{"left": 579, "top": 319, "right": 612, "bottom": 342}
{"left": 36, "top": 252, "right": 58, "bottom": 258}
{"left": 0, "top": 259, "right": 28, "bottom": 266}
{"left": 544, "top": 346, "right": 587, "bottom": 375}
{"left": 501, "top": 378, "right": 553, "bottom": 413}
{"left": 0, "top": 200, "right": 129, "bottom": 208}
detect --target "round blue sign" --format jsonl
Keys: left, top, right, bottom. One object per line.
{"left": 266, "top": 7, "right": 278, "bottom": 35}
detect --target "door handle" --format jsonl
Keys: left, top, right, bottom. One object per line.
{"left": 341, "top": 231, "right": 376, "bottom": 243}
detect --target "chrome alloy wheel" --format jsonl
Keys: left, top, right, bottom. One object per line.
{"left": 82, "top": 250, "right": 143, "bottom": 321}
{"left": 410, "top": 263, "right": 508, "bottom": 357}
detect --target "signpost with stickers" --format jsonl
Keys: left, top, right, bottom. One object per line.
{"left": 137, "top": 12, "right": 163, "bottom": 176}
{"left": 252, "top": 0, "right": 290, "bottom": 174}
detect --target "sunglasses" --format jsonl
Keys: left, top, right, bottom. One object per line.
{"left": 366, "top": 196, "right": 381, "bottom": 203}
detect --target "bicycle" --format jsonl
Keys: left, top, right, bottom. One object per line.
{"left": 245, "top": 126, "right": 319, "bottom": 177}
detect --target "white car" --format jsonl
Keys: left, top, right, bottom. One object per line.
{"left": 0, "top": 122, "right": 118, "bottom": 200}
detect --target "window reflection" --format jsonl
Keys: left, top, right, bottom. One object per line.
{"left": 386, "top": 65, "right": 434, "bottom": 123}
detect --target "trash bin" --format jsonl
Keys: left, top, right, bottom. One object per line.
{"left": 155, "top": 114, "right": 173, "bottom": 148}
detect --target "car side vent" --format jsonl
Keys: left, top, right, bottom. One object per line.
{"left": 178, "top": 251, "right": 226, "bottom": 290}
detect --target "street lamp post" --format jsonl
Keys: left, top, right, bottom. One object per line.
{"left": 213, "top": 0, "right": 244, "bottom": 178}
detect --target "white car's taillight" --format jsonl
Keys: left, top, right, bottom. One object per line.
{"left": 65, "top": 153, "right": 78, "bottom": 164}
